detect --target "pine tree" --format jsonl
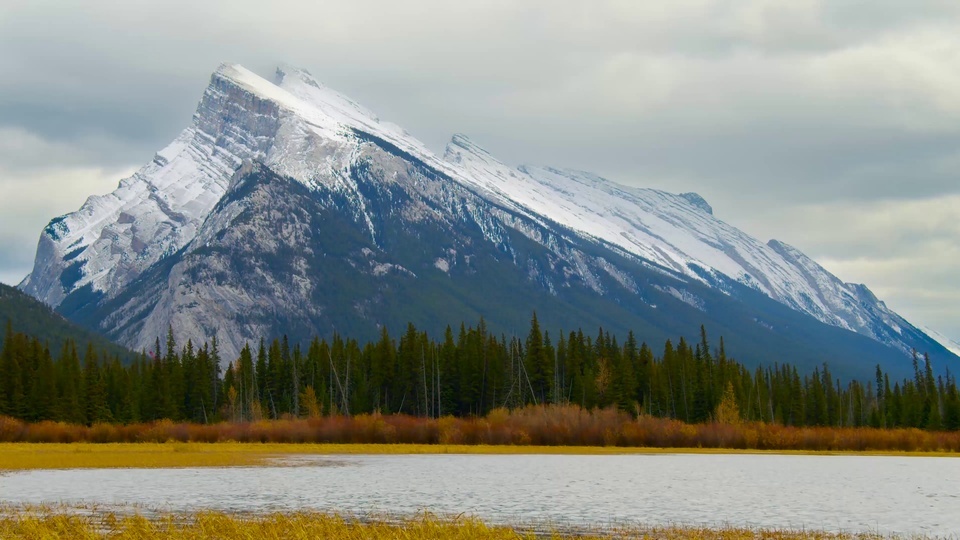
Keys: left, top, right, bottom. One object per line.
{"left": 57, "top": 341, "right": 84, "bottom": 423}
{"left": 255, "top": 338, "right": 267, "bottom": 414}
{"left": 266, "top": 338, "right": 282, "bottom": 418}
{"left": 81, "top": 344, "right": 111, "bottom": 424}
{"left": 0, "top": 322, "right": 9, "bottom": 415}
{"left": 0, "top": 322, "right": 24, "bottom": 417}
{"left": 238, "top": 343, "right": 256, "bottom": 421}
{"left": 524, "top": 312, "right": 552, "bottom": 405}
{"left": 28, "top": 346, "right": 57, "bottom": 421}
{"left": 210, "top": 336, "right": 222, "bottom": 412}
{"left": 943, "top": 374, "right": 960, "bottom": 431}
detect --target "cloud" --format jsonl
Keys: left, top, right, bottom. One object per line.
{"left": 734, "top": 195, "right": 960, "bottom": 338}
{"left": 821, "top": 254, "right": 960, "bottom": 341}
{"left": 0, "top": 127, "right": 147, "bottom": 173}
{"left": 0, "top": 161, "right": 137, "bottom": 286}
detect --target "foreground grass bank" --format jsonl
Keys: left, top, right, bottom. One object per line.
{"left": 0, "top": 442, "right": 955, "bottom": 471}
{"left": 0, "top": 511, "right": 896, "bottom": 540}
{"left": 2, "top": 405, "right": 959, "bottom": 454}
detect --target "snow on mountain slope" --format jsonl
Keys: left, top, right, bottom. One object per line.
{"left": 19, "top": 125, "right": 237, "bottom": 308}
{"left": 19, "top": 63, "right": 950, "bottom": 361}
{"left": 273, "top": 65, "right": 436, "bottom": 164}
{"left": 924, "top": 327, "right": 960, "bottom": 358}
{"left": 19, "top": 64, "right": 434, "bottom": 307}
{"left": 20, "top": 63, "right": 538, "bottom": 310}
{"left": 443, "top": 137, "right": 926, "bottom": 351}
{"left": 19, "top": 66, "right": 280, "bottom": 306}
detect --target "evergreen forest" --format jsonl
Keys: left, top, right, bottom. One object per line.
{"left": 1, "top": 314, "right": 959, "bottom": 432}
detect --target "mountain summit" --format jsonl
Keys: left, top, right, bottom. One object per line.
{"left": 20, "top": 64, "right": 957, "bottom": 376}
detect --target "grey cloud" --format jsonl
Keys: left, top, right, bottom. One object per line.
{"left": 730, "top": 195, "right": 960, "bottom": 338}
{"left": 0, "top": 164, "right": 134, "bottom": 287}
{"left": 0, "top": 128, "right": 148, "bottom": 173}
{"left": 0, "top": 238, "right": 31, "bottom": 287}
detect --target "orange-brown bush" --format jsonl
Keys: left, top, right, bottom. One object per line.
{"left": 0, "top": 406, "right": 958, "bottom": 452}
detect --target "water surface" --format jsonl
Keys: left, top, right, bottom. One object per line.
{"left": 2, "top": 453, "right": 957, "bottom": 537}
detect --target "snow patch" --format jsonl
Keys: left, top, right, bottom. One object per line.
{"left": 923, "top": 327, "right": 960, "bottom": 357}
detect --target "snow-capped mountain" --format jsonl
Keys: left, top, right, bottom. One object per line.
{"left": 20, "top": 64, "right": 957, "bottom": 376}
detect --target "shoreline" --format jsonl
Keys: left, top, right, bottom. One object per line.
{"left": 0, "top": 442, "right": 957, "bottom": 470}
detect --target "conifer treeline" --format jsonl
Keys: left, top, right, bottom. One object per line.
{"left": 1, "top": 315, "right": 959, "bottom": 430}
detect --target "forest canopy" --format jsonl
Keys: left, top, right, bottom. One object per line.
{"left": 1, "top": 314, "right": 958, "bottom": 432}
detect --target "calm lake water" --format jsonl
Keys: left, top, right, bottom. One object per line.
{"left": 1, "top": 453, "right": 958, "bottom": 537}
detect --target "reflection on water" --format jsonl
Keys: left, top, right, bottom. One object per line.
{"left": 1, "top": 453, "right": 958, "bottom": 537}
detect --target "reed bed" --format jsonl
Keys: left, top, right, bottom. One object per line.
{"left": 0, "top": 510, "right": 896, "bottom": 540}
{"left": 1, "top": 405, "right": 958, "bottom": 453}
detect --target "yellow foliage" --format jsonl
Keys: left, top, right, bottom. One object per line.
{"left": 299, "top": 386, "right": 322, "bottom": 418}
{"left": 0, "top": 510, "right": 889, "bottom": 540}
{"left": 714, "top": 382, "right": 741, "bottom": 426}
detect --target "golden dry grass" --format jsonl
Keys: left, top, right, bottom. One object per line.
{"left": 0, "top": 510, "right": 895, "bottom": 540}
{"left": 0, "top": 442, "right": 267, "bottom": 470}
{"left": 1, "top": 442, "right": 956, "bottom": 471}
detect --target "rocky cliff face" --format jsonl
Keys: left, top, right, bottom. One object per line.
{"left": 20, "top": 64, "right": 958, "bottom": 375}
{"left": 19, "top": 67, "right": 282, "bottom": 307}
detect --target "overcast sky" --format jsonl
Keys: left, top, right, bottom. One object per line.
{"left": 1, "top": 0, "right": 958, "bottom": 339}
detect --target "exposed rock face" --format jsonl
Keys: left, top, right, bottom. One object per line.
{"left": 20, "top": 64, "right": 957, "bottom": 376}
{"left": 19, "top": 67, "right": 281, "bottom": 307}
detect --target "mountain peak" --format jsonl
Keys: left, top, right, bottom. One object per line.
{"left": 204, "top": 63, "right": 327, "bottom": 132}
{"left": 211, "top": 63, "right": 289, "bottom": 102}
{"left": 273, "top": 64, "right": 383, "bottom": 127}
{"left": 273, "top": 63, "right": 312, "bottom": 85}
{"left": 273, "top": 63, "right": 333, "bottom": 95}
{"left": 445, "top": 134, "right": 494, "bottom": 160}
{"left": 679, "top": 192, "right": 713, "bottom": 215}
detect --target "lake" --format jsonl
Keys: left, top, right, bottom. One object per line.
{"left": 1, "top": 453, "right": 958, "bottom": 537}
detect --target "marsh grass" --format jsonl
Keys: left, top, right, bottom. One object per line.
{"left": 0, "top": 509, "right": 898, "bottom": 540}
{"left": 2, "top": 441, "right": 955, "bottom": 471}
{"left": 0, "top": 442, "right": 267, "bottom": 470}
{"left": 2, "top": 406, "right": 959, "bottom": 464}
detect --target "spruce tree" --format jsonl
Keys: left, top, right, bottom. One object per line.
{"left": 81, "top": 344, "right": 111, "bottom": 424}
{"left": 28, "top": 346, "right": 56, "bottom": 421}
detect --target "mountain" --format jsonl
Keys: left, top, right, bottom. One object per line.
{"left": 0, "top": 284, "right": 133, "bottom": 360}
{"left": 19, "top": 64, "right": 958, "bottom": 378}
{"left": 923, "top": 327, "right": 960, "bottom": 358}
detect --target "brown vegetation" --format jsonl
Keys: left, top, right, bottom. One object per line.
{"left": 0, "top": 510, "right": 892, "bottom": 540}
{"left": 0, "top": 405, "right": 958, "bottom": 452}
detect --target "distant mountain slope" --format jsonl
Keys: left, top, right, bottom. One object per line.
{"left": 18, "top": 63, "right": 959, "bottom": 378}
{"left": 0, "top": 284, "right": 134, "bottom": 359}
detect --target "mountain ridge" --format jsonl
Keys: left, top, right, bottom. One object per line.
{"left": 0, "top": 284, "right": 134, "bottom": 360}
{"left": 18, "top": 63, "right": 958, "bottom": 376}
{"left": 55, "top": 160, "right": 927, "bottom": 380}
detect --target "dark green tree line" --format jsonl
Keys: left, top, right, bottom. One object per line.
{"left": 1, "top": 318, "right": 958, "bottom": 430}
